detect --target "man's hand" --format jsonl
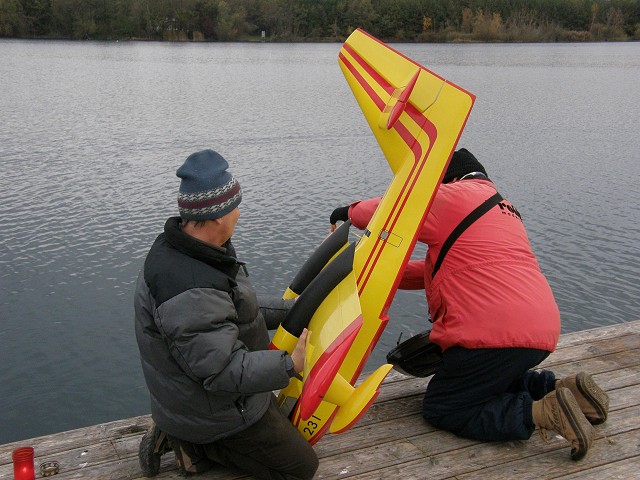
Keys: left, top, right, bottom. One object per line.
{"left": 291, "top": 328, "right": 309, "bottom": 374}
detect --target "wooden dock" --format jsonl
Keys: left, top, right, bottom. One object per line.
{"left": 1, "top": 320, "right": 639, "bottom": 479}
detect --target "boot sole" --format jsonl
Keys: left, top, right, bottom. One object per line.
{"left": 576, "top": 372, "right": 609, "bottom": 425}
{"left": 556, "top": 388, "right": 594, "bottom": 461}
{"left": 139, "top": 429, "right": 161, "bottom": 477}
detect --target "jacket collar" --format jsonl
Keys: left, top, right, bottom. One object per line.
{"left": 163, "top": 216, "right": 241, "bottom": 277}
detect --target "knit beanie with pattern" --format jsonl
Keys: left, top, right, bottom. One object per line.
{"left": 177, "top": 149, "right": 242, "bottom": 221}
{"left": 442, "top": 148, "right": 487, "bottom": 184}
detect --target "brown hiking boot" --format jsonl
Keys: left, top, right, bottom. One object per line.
{"left": 532, "top": 387, "right": 594, "bottom": 461}
{"left": 556, "top": 372, "right": 609, "bottom": 425}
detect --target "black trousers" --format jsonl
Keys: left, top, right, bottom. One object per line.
{"left": 422, "top": 346, "right": 556, "bottom": 441}
{"left": 204, "top": 395, "right": 318, "bottom": 480}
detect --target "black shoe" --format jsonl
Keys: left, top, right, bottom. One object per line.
{"left": 139, "top": 424, "right": 171, "bottom": 477}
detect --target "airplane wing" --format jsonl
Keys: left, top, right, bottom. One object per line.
{"left": 338, "top": 28, "right": 475, "bottom": 382}
{"left": 270, "top": 29, "right": 475, "bottom": 445}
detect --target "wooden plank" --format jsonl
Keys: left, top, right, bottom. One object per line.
{"left": 0, "top": 440, "right": 119, "bottom": 479}
{"left": 314, "top": 414, "right": 436, "bottom": 458}
{"left": 540, "top": 333, "right": 640, "bottom": 369}
{"left": 0, "top": 442, "right": 247, "bottom": 480}
{"left": 316, "top": 428, "right": 477, "bottom": 479}
{"left": 594, "top": 365, "right": 640, "bottom": 391}
{"left": 555, "top": 458, "right": 640, "bottom": 479}
{"left": 0, "top": 440, "right": 122, "bottom": 480}
{"left": 0, "top": 415, "right": 152, "bottom": 457}
{"left": 555, "top": 322, "right": 640, "bottom": 347}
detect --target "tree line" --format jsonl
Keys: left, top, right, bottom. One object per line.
{"left": 1, "top": 0, "right": 639, "bottom": 42}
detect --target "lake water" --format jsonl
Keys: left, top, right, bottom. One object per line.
{"left": 1, "top": 39, "right": 639, "bottom": 444}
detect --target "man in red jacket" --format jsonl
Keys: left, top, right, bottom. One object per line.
{"left": 329, "top": 148, "right": 609, "bottom": 460}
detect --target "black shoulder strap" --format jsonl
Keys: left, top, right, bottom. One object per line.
{"left": 431, "top": 192, "right": 503, "bottom": 279}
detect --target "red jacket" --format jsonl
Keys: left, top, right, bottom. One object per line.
{"left": 348, "top": 179, "right": 560, "bottom": 352}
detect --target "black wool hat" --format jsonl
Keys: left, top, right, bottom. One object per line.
{"left": 442, "top": 148, "right": 487, "bottom": 184}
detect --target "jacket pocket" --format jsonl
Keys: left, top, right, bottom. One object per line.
{"left": 234, "top": 396, "right": 248, "bottom": 423}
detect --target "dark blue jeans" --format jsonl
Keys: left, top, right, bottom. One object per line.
{"left": 422, "top": 346, "right": 555, "bottom": 441}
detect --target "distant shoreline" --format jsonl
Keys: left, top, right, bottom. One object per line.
{"left": 1, "top": 0, "right": 638, "bottom": 44}
{"left": 2, "top": 35, "right": 639, "bottom": 44}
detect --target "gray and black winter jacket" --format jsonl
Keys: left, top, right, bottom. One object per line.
{"left": 134, "top": 217, "right": 293, "bottom": 444}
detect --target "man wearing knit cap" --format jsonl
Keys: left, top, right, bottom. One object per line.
{"left": 329, "top": 148, "right": 608, "bottom": 461}
{"left": 135, "top": 150, "right": 318, "bottom": 479}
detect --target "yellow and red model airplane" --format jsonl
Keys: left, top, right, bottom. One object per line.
{"left": 269, "top": 28, "right": 475, "bottom": 444}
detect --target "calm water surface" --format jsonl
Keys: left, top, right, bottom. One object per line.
{"left": 1, "top": 39, "right": 639, "bottom": 444}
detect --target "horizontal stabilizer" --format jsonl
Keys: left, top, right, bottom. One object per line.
{"left": 330, "top": 363, "right": 393, "bottom": 433}
{"left": 379, "top": 68, "right": 420, "bottom": 130}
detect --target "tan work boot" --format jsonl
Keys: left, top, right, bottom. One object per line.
{"left": 532, "top": 387, "right": 594, "bottom": 461}
{"left": 556, "top": 372, "right": 609, "bottom": 425}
